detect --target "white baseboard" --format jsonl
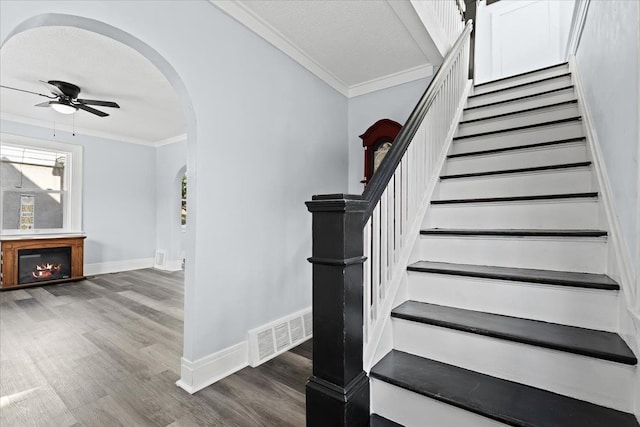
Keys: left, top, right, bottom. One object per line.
{"left": 176, "top": 341, "right": 249, "bottom": 394}
{"left": 155, "top": 259, "right": 183, "bottom": 272}
{"left": 84, "top": 257, "right": 154, "bottom": 276}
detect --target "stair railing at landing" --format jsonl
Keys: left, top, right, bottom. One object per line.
{"left": 305, "top": 20, "right": 473, "bottom": 426}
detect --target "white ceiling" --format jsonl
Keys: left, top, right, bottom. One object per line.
{"left": 0, "top": 1, "right": 439, "bottom": 145}
{"left": 213, "top": 0, "right": 441, "bottom": 96}
{"left": 0, "top": 26, "right": 185, "bottom": 146}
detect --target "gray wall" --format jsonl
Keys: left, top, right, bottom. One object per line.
{"left": 576, "top": 1, "right": 639, "bottom": 272}
{"left": 1, "top": 0, "right": 348, "bottom": 362}
{"left": 1, "top": 120, "right": 157, "bottom": 265}
{"left": 347, "top": 77, "right": 432, "bottom": 194}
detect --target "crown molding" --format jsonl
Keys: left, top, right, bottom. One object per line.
{"left": 211, "top": 0, "right": 350, "bottom": 96}
{"left": 348, "top": 63, "right": 434, "bottom": 98}
{"left": 154, "top": 133, "right": 187, "bottom": 147}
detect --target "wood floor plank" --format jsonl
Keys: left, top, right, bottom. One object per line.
{"left": 0, "top": 268, "right": 311, "bottom": 426}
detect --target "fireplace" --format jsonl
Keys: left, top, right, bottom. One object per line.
{"left": 1, "top": 235, "right": 85, "bottom": 289}
{"left": 18, "top": 247, "right": 72, "bottom": 285}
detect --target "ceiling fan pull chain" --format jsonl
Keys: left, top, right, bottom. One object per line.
{"left": 73, "top": 114, "right": 75, "bottom": 136}
{"left": 53, "top": 120, "right": 56, "bottom": 137}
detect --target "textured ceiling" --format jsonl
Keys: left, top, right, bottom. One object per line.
{"left": 235, "top": 0, "right": 435, "bottom": 88}
{"left": 0, "top": 26, "right": 185, "bottom": 145}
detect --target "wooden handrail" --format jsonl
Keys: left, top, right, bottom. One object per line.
{"left": 361, "top": 20, "right": 473, "bottom": 223}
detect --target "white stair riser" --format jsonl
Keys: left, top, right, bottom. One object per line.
{"left": 437, "top": 169, "right": 592, "bottom": 199}
{"left": 418, "top": 235, "right": 606, "bottom": 273}
{"left": 472, "top": 66, "right": 570, "bottom": 95}
{"left": 466, "top": 75, "right": 572, "bottom": 108}
{"left": 407, "top": 272, "right": 618, "bottom": 331}
{"left": 463, "top": 89, "right": 575, "bottom": 121}
{"left": 371, "top": 379, "right": 508, "bottom": 427}
{"left": 392, "top": 320, "right": 635, "bottom": 412}
{"left": 452, "top": 121, "right": 584, "bottom": 153}
{"left": 446, "top": 143, "right": 587, "bottom": 174}
{"left": 456, "top": 104, "right": 579, "bottom": 137}
{"left": 425, "top": 200, "right": 600, "bottom": 229}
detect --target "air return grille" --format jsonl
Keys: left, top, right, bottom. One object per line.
{"left": 248, "top": 307, "right": 312, "bottom": 367}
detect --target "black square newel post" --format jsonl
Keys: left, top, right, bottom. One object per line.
{"left": 305, "top": 194, "right": 370, "bottom": 427}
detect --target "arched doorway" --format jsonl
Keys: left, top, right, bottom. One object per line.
{"left": 1, "top": 12, "right": 197, "bottom": 392}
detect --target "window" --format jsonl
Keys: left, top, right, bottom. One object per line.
{"left": 0, "top": 134, "right": 82, "bottom": 234}
{"left": 181, "top": 173, "right": 187, "bottom": 226}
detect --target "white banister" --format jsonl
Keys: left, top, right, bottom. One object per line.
{"left": 363, "top": 20, "right": 473, "bottom": 369}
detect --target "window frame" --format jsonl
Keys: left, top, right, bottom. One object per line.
{"left": 0, "top": 133, "right": 83, "bottom": 235}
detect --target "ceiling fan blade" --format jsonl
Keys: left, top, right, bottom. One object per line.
{"left": 75, "top": 103, "right": 109, "bottom": 117}
{"left": 35, "top": 101, "right": 51, "bottom": 107}
{"left": 1, "top": 85, "right": 56, "bottom": 99}
{"left": 76, "top": 99, "right": 120, "bottom": 108}
{"left": 39, "top": 80, "right": 65, "bottom": 97}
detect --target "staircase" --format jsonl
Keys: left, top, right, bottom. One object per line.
{"left": 368, "top": 63, "right": 639, "bottom": 426}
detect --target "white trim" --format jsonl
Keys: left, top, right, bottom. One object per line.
{"left": 210, "top": 0, "right": 349, "bottom": 96}
{"left": 1, "top": 113, "right": 160, "bottom": 147}
{"left": 565, "top": 0, "right": 591, "bottom": 59}
{"left": 364, "top": 79, "right": 473, "bottom": 370}
{"left": 156, "top": 259, "right": 183, "bottom": 272}
{"left": 176, "top": 341, "right": 249, "bottom": 394}
{"left": 84, "top": 257, "right": 154, "bottom": 276}
{"left": 348, "top": 64, "right": 435, "bottom": 98}
{"left": 569, "top": 57, "right": 639, "bottom": 345}
{"left": 154, "top": 133, "right": 187, "bottom": 147}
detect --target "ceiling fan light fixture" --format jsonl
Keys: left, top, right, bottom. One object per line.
{"left": 50, "top": 100, "right": 78, "bottom": 115}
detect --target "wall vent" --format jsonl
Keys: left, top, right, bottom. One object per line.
{"left": 248, "top": 307, "right": 312, "bottom": 367}
{"left": 154, "top": 250, "right": 167, "bottom": 269}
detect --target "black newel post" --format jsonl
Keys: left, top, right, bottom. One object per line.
{"left": 305, "top": 194, "right": 370, "bottom": 427}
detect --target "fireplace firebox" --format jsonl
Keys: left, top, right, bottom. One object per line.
{"left": 0, "top": 235, "right": 85, "bottom": 289}
{"left": 18, "top": 247, "right": 72, "bottom": 285}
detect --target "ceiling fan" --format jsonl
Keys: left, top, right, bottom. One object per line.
{"left": 0, "top": 80, "right": 120, "bottom": 117}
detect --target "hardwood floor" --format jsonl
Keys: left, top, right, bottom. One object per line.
{"left": 0, "top": 269, "right": 311, "bottom": 426}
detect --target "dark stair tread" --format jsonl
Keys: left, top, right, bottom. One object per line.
{"left": 420, "top": 228, "right": 607, "bottom": 237}
{"left": 474, "top": 62, "right": 569, "bottom": 88}
{"left": 371, "top": 414, "right": 403, "bottom": 427}
{"left": 468, "top": 73, "right": 572, "bottom": 99}
{"left": 447, "top": 137, "right": 586, "bottom": 159}
{"left": 459, "top": 100, "right": 578, "bottom": 125}
{"left": 465, "top": 86, "right": 575, "bottom": 111}
{"left": 432, "top": 192, "right": 598, "bottom": 205}
{"left": 440, "top": 161, "right": 591, "bottom": 180}
{"left": 453, "top": 117, "right": 582, "bottom": 141}
{"left": 407, "top": 261, "right": 619, "bottom": 291}
{"left": 391, "top": 301, "right": 637, "bottom": 365}
{"left": 371, "top": 350, "right": 639, "bottom": 427}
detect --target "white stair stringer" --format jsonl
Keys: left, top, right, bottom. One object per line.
{"left": 418, "top": 234, "right": 607, "bottom": 273}
{"left": 407, "top": 272, "right": 618, "bottom": 331}
{"left": 437, "top": 167, "right": 593, "bottom": 199}
{"left": 371, "top": 378, "right": 508, "bottom": 427}
{"left": 456, "top": 103, "right": 580, "bottom": 137}
{"left": 451, "top": 120, "right": 584, "bottom": 153}
{"left": 425, "top": 198, "right": 600, "bottom": 229}
{"left": 472, "top": 63, "right": 569, "bottom": 96}
{"left": 392, "top": 318, "right": 636, "bottom": 413}
{"left": 445, "top": 140, "right": 588, "bottom": 174}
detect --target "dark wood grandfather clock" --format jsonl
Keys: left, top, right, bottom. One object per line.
{"left": 360, "top": 119, "right": 402, "bottom": 185}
